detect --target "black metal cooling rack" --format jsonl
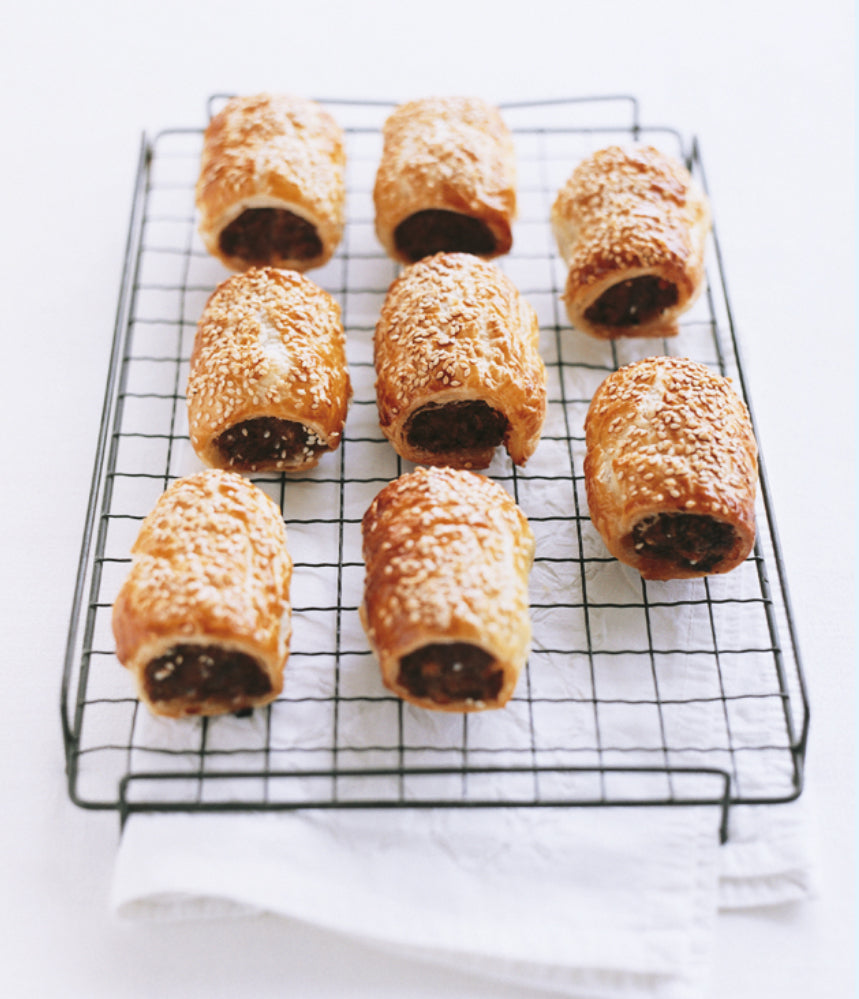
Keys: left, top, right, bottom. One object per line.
{"left": 61, "top": 96, "right": 809, "bottom": 842}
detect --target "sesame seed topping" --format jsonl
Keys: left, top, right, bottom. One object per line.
{"left": 374, "top": 97, "right": 516, "bottom": 265}
{"left": 373, "top": 253, "right": 546, "bottom": 468}
{"left": 186, "top": 267, "right": 351, "bottom": 473}
{"left": 551, "top": 145, "right": 710, "bottom": 337}
{"left": 113, "top": 470, "right": 293, "bottom": 706}
{"left": 583, "top": 356, "right": 758, "bottom": 578}
{"left": 360, "top": 466, "right": 535, "bottom": 711}
{"left": 195, "top": 93, "right": 346, "bottom": 271}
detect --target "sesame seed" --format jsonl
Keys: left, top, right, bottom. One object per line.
{"left": 552, "top": 145, "right": 708, "bottom": 336}
{"left": 359, "top": 466, "right": 533, "bottom": 710}
{"left": 583, "top": 356, "right": 757, "bottom": 576}
{"left": 186, "top": 267, "right": 351, "bottom": 473}
{"left": 372, "top": 252, "right": 546, "bottom": 468}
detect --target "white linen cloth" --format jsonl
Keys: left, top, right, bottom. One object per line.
{"left": 113, "top": 807, "right": 718, "bottom": 999}
{"left": 112, "top": 795, "right": 811, "bottom": 999}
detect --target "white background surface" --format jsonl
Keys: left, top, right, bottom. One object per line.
{"left": 1, "top": 2, "right": 854, "bottom": 997}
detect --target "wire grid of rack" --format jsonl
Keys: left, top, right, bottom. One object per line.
{"left": 61, "top": 96, "right": 808, "bottom": 842}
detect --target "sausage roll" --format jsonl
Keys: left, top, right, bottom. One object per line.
{"left": 195, "top": 92, "right": 346, "bottom": 272}
{"left": 584, "top": 356, "right": 758, "bottom": 580}
{"left": 187, "top": 266, "right": 351, "bottom": 473}
{"left": 360, "top": 466, "right": 535, "bottom": 712}
{"left": 373, "top": 252, "right": 546, "bottom": 469}
{"left": 551, "top": 145, "right": 711, "bottom": 339}
{"left": 112, "top": 469, "right": 293, "bottom": 718}
{"left": 373, "top": 96, "right": 516, "bottom": 263}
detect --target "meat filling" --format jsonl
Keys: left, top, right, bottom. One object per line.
{"left": 631, "top": 513, "right": 737, "bottom": 572}
{"left": 215, "top": 416, "right": 325, "bottom": 470}
{"left": 394, "top": 209, "right": 497, "bottom": 262}
{"left": 404, "top": 400, "right": 508, "bottom": 455}
{"left": 219, "top": 208, "right": 323, "bottom": 265}
{"left": 399, "top": 642, "right": 503, "bottom": 705}
{"left": 144, "top": 643, "right": 272, "bottom": 712}
{"left": 585, "top": 276, "right": 679, "bottom": 327}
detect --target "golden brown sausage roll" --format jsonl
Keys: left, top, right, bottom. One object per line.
{"left": 195, "top": 92, "right": 346, "bottom": 272}
{"left": 360, "top": 466, "right": 535, "bottom": 712}
{"left": 373, "top": 96, "right": 516, "bottom": 263}
{"left": 112, "top": 469, "right": 293, "bottom": 718}
{"left": 373, "top": 252, "right": 546, "bottom": 469}
{"left": 551, "top": 145, "right": 711, "bottom": 339}
{"left": 187, "top": 266, "right": 351, "bottom": 473}
{"left": 584, "top": 356, "right": 758, "bottom": 580}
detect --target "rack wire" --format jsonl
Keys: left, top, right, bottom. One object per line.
{"left": 61, "top": 96, "right": 808, "bottom": 842}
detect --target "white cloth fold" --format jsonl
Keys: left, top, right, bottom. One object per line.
{"left": 112, "top": 795, "right": 813, "bottom": 998}
{"left": 717, "top": 800, "right": 814, "bottom": 910}
{"left": 112, "top": 805, "right": 723, "bottom": 999}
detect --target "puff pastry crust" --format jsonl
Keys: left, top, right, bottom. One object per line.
{"left": 373, "top": 97, "right": 516, "bottom": 263}
{"left": 195, "top": 93, "right": 346, "bottom": 272}
{"left": 551, "top": 146, "right": 711, "bottom": 339}
{"left": 360, "top": 466, "right": 535, "bottom": 712}
{"left": 187, "top": 266, "right": 351, "bottom": 473}
{"left": 584, "top": 356, "right": 758, "bottom": 580}
{"left": 112, "top": 469, "right": 293, "bottom": 718}
{"left": 373, "top": 252, "right": 546, "bottom": 469}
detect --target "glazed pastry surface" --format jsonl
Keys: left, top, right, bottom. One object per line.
{"left": 374, "top": 96, "right": 516, "bottom": 263}
{"left": 196, "top": 92, "right": 345, "bottom": 272}
{"left": 373, "top": 252, "right": 545, "bottom": 469}
{"left": 584, "top": 356, "right": 757, "bottom": 580}
{"left": 112, "top": 469, "right": 293, "bottom": 717}
{"left": 360, "top": 466, "right": 535, "bottom": 711}
{"left": 551, "top": 145, "right": 710, "bottom": 339}
{"left": 187, "top": 266, "right": 351, "bottom": 473}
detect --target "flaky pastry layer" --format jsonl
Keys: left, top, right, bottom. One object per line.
{"left": 196, "top": 93, "right": 345, "bottom": 272}
{"left": 373, "top": 252, "right": 546, "bottom": 469}
{"left": 584, "top": 356, "right": 758, "bottom": 580}
{"left": 112, "top": 470, "right": 293, "bottom": 717}
{"left": 373, "top": 96, "right": 516, "bottom": 263}
{"left": 551, "top": 146, "right": 711, "bottom": 339}
{"left": 360, "top": 466, "right": 535, "bottom": 712}
{"left": 187, "top": 267, "right": 351, "bottom": 473}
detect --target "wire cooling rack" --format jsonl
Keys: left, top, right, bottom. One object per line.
{"left": 61, "top": 96, "right": 808, "bottom": 841}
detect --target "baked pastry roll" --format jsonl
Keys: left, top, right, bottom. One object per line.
{"left": 584, "top": 356, "right": 758, "bottom": 580}
{"left": 112, "top": 469, "right": 292, "bottom": 718}
{"left": 187, "top": 266, "right": 351, "bottom": 473}
{"left": 551, "top": 145, "right": 711, "bottom": 339}
{"left": 195, "top": 92, "right": 345, "bottom": 272}
{"left": 373, "top": 96, "right": 516, "bottom": 263}
{"left": 360, "top": 466, "right": 535, "bottom": 712}
{"left": 373, "top": 252, "right": 546, "bottom": 469}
